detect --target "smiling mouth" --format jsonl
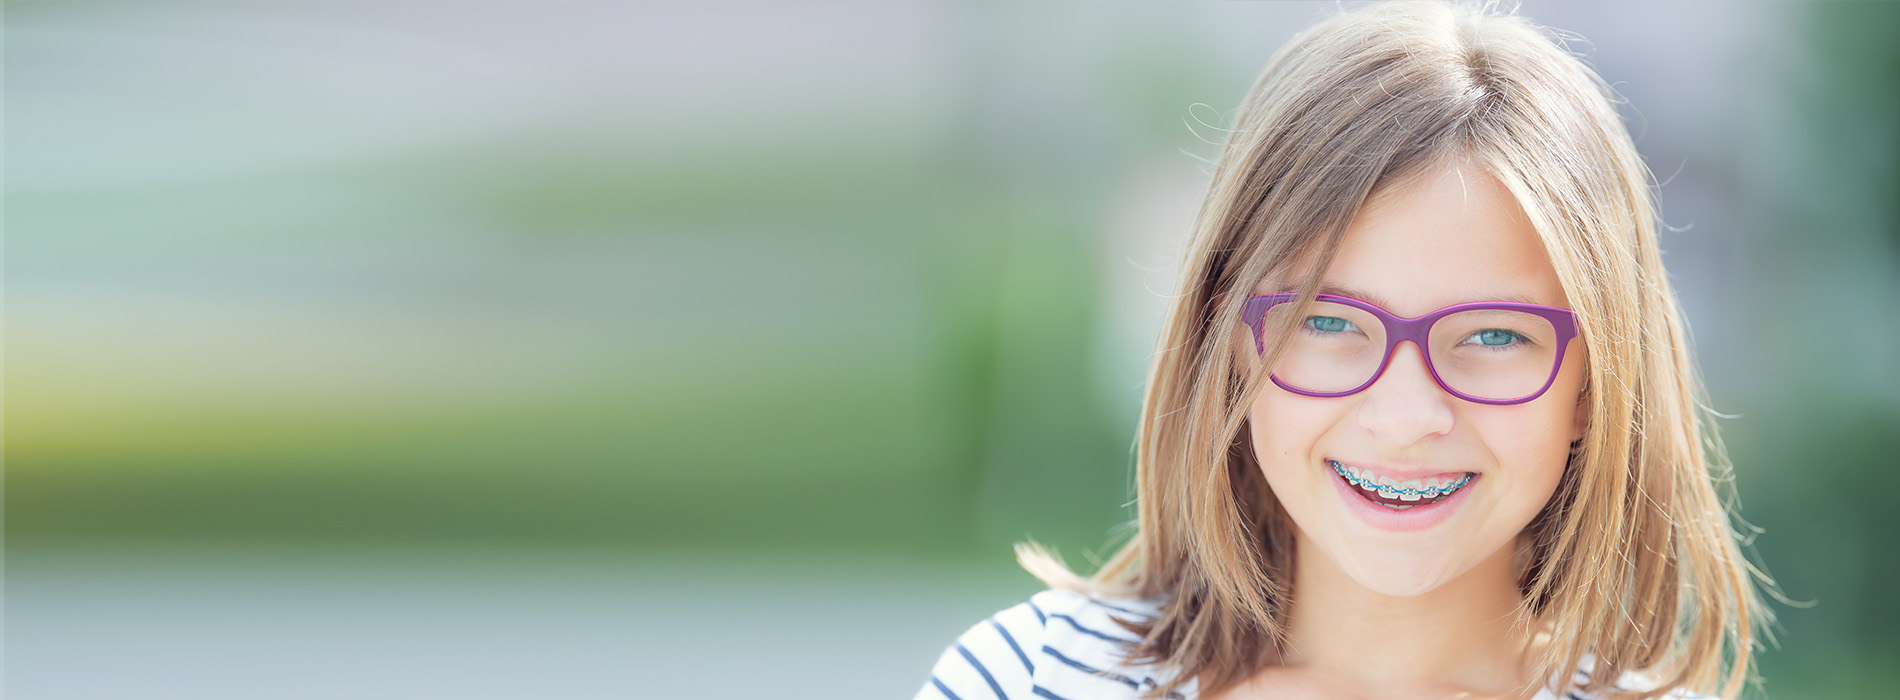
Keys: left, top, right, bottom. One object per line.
{"left": 1328, "top": 460, "right": 1475, "bottom": 510}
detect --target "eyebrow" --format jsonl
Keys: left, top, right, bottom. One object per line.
{"left": 1270, "top": 284, "right": 1546, "bottom": 310}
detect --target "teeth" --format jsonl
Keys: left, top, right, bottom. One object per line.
{"left": 1334, "top": 461, "right": 1473, "bottom": 500}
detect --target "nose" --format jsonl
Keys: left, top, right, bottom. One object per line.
{"left": 1356, "top": 341, "right": 1455, "bottom": 445}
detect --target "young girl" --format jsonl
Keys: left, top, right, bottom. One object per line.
{"left": 916, "top": 3, "right": 1769, "bottom": 700}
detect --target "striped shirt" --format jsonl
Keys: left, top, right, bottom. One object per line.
{"left": 914, "top": 589, "right": 1719, "bottom": 700}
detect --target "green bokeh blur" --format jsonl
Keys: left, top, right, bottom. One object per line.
{"left": 7, "top": 2, "right": 1897, "bottom": 698}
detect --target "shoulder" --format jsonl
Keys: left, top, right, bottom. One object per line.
{"left": 914, "top": 588, "right": 1194, "bottom": 700}
{"left": 1549, "top": 663, "right": 1722, "bottom": 700}
{"left": 1555, "top": 684, "right": 1720, "bottom": 700}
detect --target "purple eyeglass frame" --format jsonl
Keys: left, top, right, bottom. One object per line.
{"left": 1240, "top": 293, "right": 1580, "bottom": 406}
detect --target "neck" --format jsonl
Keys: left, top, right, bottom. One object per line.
{"left": 1281, "top": 534, "right": 1542, "bottom": 698}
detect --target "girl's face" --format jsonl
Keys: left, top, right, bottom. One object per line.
{"left": 1244, "top": 161, "right": 1586, "bottom": 598}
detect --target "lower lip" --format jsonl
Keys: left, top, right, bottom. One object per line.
{"left": 1327, "top": 462, "right": 1479, "bottom": 533}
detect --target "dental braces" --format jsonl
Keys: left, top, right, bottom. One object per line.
{"left": 1332, "top": 464, "right": 1472, "bottom": 497}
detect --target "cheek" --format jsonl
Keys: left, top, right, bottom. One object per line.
{"left": 1488, "top": 422, "right": 1571, "bottom": 494}
{"left": 1247, "top": 388, "right": 1346, "bottom": 481}
{"left": 1492, "top": 400, "right": 1576, "bottom": 463}
{"left": 1475, "top": 377, "right": 1583, "bottom": 507}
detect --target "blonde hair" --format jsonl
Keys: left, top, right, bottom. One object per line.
{"left": 1019, "top": 3, "right": 1771, "bottom": 699}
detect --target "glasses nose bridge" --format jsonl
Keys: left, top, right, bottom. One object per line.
{"left": 1382, "top": 313, "right": 1437, "bottom": 357}
{"left": 1373, "top": 313, "right": 1443, "bottom": 382}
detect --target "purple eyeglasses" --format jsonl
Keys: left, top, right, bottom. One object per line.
{"left": 1240, "top": 293, "right": 1579, "bottom": 405}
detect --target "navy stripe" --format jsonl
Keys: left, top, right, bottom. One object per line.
{"left": 956, "top": 643, "right": 1010, "bottom": 700}
{"left": 930, "top": 676, "right": 963, "bottom": 700}
{"left": 1041, "top": 644, "right": 1140, "bottom": 689}
{"left": 1026, "top": 601, "right": 1047, "bottom": 625}
{"left": 1086, "top": 599, "right": 1148, "bottom": 616}
{"left": 1031, "top": 687, "right": 1072, "bottom": 700}
{"left": 1049, "top": 613, "right": 1139, "bottom": 644}
{"left": 989, "top": 619, "right": 1034, "bottom": 673}
{"left": 1563, "top": 668, "right": 1590, "bottom": 699}
{"left": 1145, "top": 680, "right": 1187, "bottom": 700}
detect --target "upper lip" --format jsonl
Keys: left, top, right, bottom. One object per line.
{"left": 1327, "top": 458, "right": 1473, "bottom": 481}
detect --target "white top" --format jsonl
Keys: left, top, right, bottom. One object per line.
{"left": 914, "top": 589, "right": 1716, "bottom": 700}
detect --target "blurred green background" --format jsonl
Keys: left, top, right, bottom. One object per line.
{"left": 6, "top": 2, "right": 1897, "bottom": 698}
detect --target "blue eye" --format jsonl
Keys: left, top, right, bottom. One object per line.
{"left": 1305, "top": 316, "right": 1355, "bottom": 333}
{"left": 1469, "top": 329, "right": 1521, "bottom": 347}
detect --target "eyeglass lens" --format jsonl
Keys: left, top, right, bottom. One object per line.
{"left": 1260, "top": 300, "right": 1561, "bottom": 402}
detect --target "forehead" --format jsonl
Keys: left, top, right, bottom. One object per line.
{"left": 1261, "top": 162, "right": 1568, "bottom": 316}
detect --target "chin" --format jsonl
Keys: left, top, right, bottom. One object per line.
{"left": 1337, "top": 549, "right": 1468, "bottom": 598}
